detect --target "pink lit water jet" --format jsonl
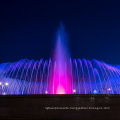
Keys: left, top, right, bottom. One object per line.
{"left": 53, "top": 23, "right": 71, "bottom": 94}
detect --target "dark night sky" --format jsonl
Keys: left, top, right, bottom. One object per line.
{"left": 0, "top": 0, "right": 120, "bottom": 65}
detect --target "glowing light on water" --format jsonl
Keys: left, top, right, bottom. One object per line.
{"left": 93, "top": 90, "right": 97, "bottom": 94}
{"left": 73, "top": 89, "right": 76, "bottom": 93}
{"left": 5, "top": 82, "right": 8, "bottom": 86}
{"left": 56, "top": 86, "right": 66, "bottom": 94}
{"left": 108, "top": 88, "right": 111, "bottom": 91}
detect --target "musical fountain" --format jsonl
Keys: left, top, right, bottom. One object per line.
{"left": 0, "top": 24, "right": 119, "bottom": 95}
